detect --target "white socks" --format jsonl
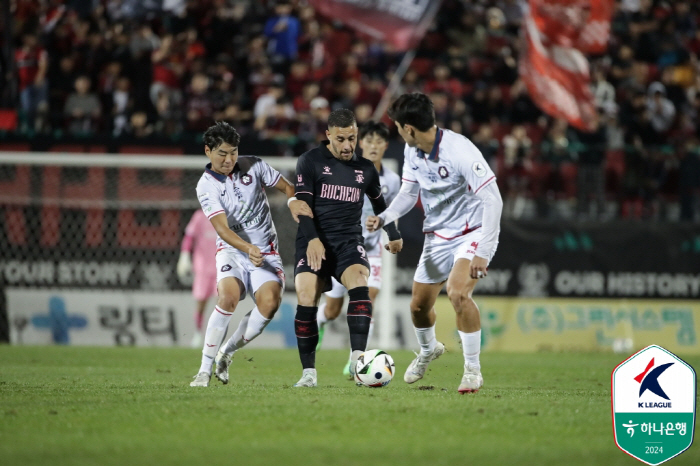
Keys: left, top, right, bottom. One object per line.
{"left": 222, "top": 307, "right": 271, "bottom": 356}
{"left": 459, "top": 329, "right": 481, "bottom": 371}
{"left": 316, "top": 302, "right": 329, "bottom": 328}
{"left": 415, "top": 325, "right": 437, "bottom": 356}
{"left": 199, "top": 306, "right": 233, "bottom": 374}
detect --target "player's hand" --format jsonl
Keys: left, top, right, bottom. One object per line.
{"left": 247, "top": 244, "right": 263, "bottom": 267}
{"left": 306, "top": 238, "right": 326, "bottom": 272}
{"left": 176, "top": 252, "right": 192, "bottom": 281}
{"left": 289, "top": 199, "right": 313, "bottom": 223}
{"left": 470, "top": 256, "right": 488, "bottom": 279}
{"left": 385, "top": 239, "right": 403, "bottom": 254}
{"left": 366, "top": 215, "right": 384, "bottom": 232}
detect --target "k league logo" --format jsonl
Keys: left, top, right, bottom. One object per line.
{"left": 612, "top": 345, "right": 696, "bottom": 465}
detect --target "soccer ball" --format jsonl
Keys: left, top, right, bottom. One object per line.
{"left": 354, "top": 349, "right": 395, "bottom": 387}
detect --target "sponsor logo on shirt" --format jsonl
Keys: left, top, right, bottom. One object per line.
{"left": 323, "top": 166, "right": 332, "bottom": 175}
{"left": 472, "top": 162, "right": 487, "bottom": 178}
{"left": 319, "top": 183, "right": 361, "bottom": 202}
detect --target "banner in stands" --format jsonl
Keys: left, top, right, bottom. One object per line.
{"left": 435, "top": 297, "right": 700, "bottom": 354}
{"left": 307, "top": 0, "right": 443, "bottom": 50}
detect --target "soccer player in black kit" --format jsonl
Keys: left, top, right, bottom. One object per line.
{"left": 292, "top": 109, "right": 403, "bottom": 387}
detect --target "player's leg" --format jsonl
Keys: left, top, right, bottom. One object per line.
{"left": 191, "top": 298, "right": 207, "bottom": 348}
{"left": 216, "top": 261, "right": 284, "bottom": 384}
{"left": 191, "top": 269, "right": 216, "bottom": 348}
{"left": 316, "top": 277, "right": 346, "bottom": 350}
{"left": 191, "top": 275, "right": 243, "bottom": 387}
{"left": 340, "top": 262, "right": 371, "bottom": 374}
{"left": 403, "top": 235, "right": 453, "bottom": 383}
{"left": 293, "top": 271, "right": 325, "bottom": 387}
{"left": 446, "top": 258, "right": 483, "bottom": 393}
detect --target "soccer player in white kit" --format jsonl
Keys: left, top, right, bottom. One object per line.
{"left": 315, "top": 121, "right": 401, "bottom": 377}
{"left": 177, "top": 209, "right": 218, "bottom": 348}
{"left": 367, "top": 93, "right": 503, "bottom": 393}
{"left": 190, "top": 121, "right": 312, "bottom": 387}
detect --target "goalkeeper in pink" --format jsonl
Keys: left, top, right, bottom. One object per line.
{"left": 177, "top": 209, "right": 219, "bottom": 348}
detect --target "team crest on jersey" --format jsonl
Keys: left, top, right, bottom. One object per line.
{"left": 355, "top": 173, "right": 364, "bottom": 183}
{"left": 438, "top": 166, "right": 449, "bottom": 179}
{"left": 240, "top": 174, "right": 253, "bottom": 185}
{"left": 323, "top": 166, "right": 332, "bottom": 175}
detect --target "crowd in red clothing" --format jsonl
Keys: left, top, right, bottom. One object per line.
{"left": 4, "top": 0, "right": 700, "bottom": 220}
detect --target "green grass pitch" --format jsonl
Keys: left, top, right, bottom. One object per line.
{"left": 1, "top": 346, "right": 697, "bottom": 466}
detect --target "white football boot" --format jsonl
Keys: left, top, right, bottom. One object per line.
{"left": 215, "top": 350, "right": 232, "bottom": 385}
{"left": 458, "top": 363, "right": 483, "bottom": 393}
{"left": 293, "top": 369, "right": 317, "bottom": 387}
{"left": 189, "top": 371, "right": 211, "bottom": 387}
{"left": 404, "top": 342, "right": 446, "bottom": 384}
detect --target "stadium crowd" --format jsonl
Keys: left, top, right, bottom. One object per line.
{"left": 3, "top": 0, "right": 700, "bottom": 221}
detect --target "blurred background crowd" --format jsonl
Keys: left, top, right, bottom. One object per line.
{"left": 2, "top": 0, "right": 700, "bottom": 221}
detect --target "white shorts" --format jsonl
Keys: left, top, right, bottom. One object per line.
{"left": 324, "top": 256, "right": 382, "bottom": 299}
{"left": 414, "top": 229, "right": 497, "bottom": 284}
{"left": 215, "top": 248, "right": 285, "bottom": 301}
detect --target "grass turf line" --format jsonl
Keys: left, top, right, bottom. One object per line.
{"left": 0, "top": 346, "right": 698, "bottom": 466}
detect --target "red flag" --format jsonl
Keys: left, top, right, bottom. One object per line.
{"left": 520, "top": 0, "right": 613, "bottom": 131}
{"left": 307, "top": 0, "right": 442, "bottom": 51}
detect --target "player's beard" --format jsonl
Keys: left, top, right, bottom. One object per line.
{"left": 331, "top": 142, "right": 355, "bottom": 161}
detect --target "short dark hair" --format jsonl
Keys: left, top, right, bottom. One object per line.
{"left": 327, "top": 108, "right": 356, "bottom": 129}
{"left": 359, "top": 121, "right": 390, "bottom": 141}
{"left": 387, "top": 92, "right": 435, "bottom": 132}
{"left": 203, "top": 121, "right": 240, "bottom": 150}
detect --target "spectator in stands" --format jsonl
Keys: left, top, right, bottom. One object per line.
{"left": 571, "top": 114, "right": 607, "bottom": 219}
{"left": 502, "top": 125, "right": 533, "bottom": 218}
{"left": 592, "top": 67, "right": 616, "bottom": 112}
{"left": 112, "top": 76, "right": 132, "bottom": 136}
{"left": 679, "top": 143, "right": 700, "bottom": 221}
{"left": 264, "top": 1, "right": 300, "bottom": 73}
{"left": 646, "top": 82, "right": 676, "bottom": 143}
{"left": 64, "top": 75, "right": 101, "bottom": 135}
{"left": 185, "top": 73, "right": 214, "bottom": 133}
{"left": 254, "top": 81, "right": 288, "bottom": 131}
{"left": 15, "top": 33, "right": 48, "bottom": 132}
{"left": 472, "top": 123, "right": 500, "bottom": 173}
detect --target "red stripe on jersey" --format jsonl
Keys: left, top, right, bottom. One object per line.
{"left": 207, "top": 210, "right": 225, "bottom": 219}
{"left": 474, "top": 176, "right": 496, "bottom": 194}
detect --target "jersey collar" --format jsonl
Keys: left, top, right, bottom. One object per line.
{"left": 417, "top": 128, "right": 443, "bottom": 162}
{"left": 205, "top": 163, "right": 231, "bottom": 183}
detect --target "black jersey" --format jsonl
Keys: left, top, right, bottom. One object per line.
{"left": 295, "top": 142, "right": 382, "bottom": 248}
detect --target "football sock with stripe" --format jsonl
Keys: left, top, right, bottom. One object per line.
{"left": 459, "top": 329, "right": 481, "bottom": 371}
{"left": 199, "top": 305, "right": 233, "bottom": 374}
{"left": 295, "top": 305, "right": 318, "bottom": 369}
{"left": 347, "top": 286, "right": 372, "bottom": 352}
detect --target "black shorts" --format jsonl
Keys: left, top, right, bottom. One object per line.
{"left": 294, "top": 238, "right": 370, "bottom": 292}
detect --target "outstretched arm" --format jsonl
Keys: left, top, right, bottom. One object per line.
{"left": 273, "top": 175, "right": 313, "bottom": 223}
{"left": 366, "top": 181, "right": 419, "bottom": 231}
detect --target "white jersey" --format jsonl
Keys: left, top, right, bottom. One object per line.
{"left": 196, "top": 156, "right": 281, "bottom": 254}
{"left": 362, "top": 165, "right": 401, "bottom": 256}
{"left": 401, "top": 128, "right": 496, "bottom": 240}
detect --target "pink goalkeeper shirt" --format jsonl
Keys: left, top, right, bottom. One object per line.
{"left": 181, "top": 209, "right": 218, "bottom": 277}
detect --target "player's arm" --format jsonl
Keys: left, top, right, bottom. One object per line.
{"left": 177, "top": 214, "right": 197, "bottom": 281}
{"left": 471, "top": 181, "right": 502, "bottom": 279}
{"left": 365, "top": 168, "right": 403, "bottom": 253}
{"left": 295, "top": 155, "right": 325, "bottom": 270}
{"left": 209, "top": 213, "right": 263, "bottom": 267}
{"left": 366, "top": 181, "right": 420, "bottom": 231}
{"left": 273, "top": 175, "right": 313, "bottom": 223}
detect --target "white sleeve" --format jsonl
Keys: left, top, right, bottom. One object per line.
{"left": 473, "top": 181, "right": 502, "bottom": 259}
{"left": 196, "top": 183, "right": 225, "bottom": 220}
{"left": 256, "top": 159, "right": 281, "bottom": 187}
{"left": 378, "top": 181, "right": 420, "bottom": 225}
